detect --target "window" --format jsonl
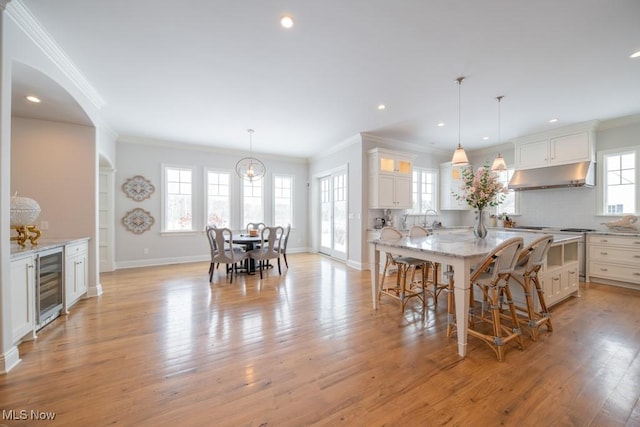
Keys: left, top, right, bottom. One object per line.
{"left": 411, "top": 168, "right": 438, "bottom": 213}
{"left": 496, "top": 168, "right": 517, "bottom": 216}
{"left": 163, "top": 166, "right": 194, "bottom": 231}
{"left": 603, "top": 151, "right": 635, "bottom": 214}
{"left": 243, "top": 178, "right": 264, "bottom": 227}
{"left": 206, "top": 170, "right": 231, "bottom": 227}
{"left": 273, "top": 174, "right": 293, "bottom": 226}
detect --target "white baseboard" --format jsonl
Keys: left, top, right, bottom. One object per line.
{"left": 0, "top": 346, "right": 21, "bottom": 374}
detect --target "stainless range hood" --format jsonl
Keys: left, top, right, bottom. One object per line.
{"left": 508, "top": 161, "right": 595, "bottom": 191}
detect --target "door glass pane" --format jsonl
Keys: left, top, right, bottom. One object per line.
{"left": 333, "top": 173, "right": 347, "bottom": 254}
{"left": 320, "top": 177, "right": 331, "bottom": 249}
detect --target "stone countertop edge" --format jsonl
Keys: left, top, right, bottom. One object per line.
{"left": 11, "top": 237, "right": 90, "bottom": 258}
{"left": 589, "top": 230, "right": 640, "bottom": 237}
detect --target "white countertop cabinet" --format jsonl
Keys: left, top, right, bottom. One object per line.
{"left": 9, "top": 238, "right": 90, "bottom": 346}
{"left": 65, "top": 240, "right": 89, "bottom": 309}
{"left": 504, "top": 234, "right": 580, "bottom": 309}
{"left": 10, "top": 253, "right": 36, "bottom": 344}
{"left": 587, "top": 234, "right": 640, "bottom": 288}
{"left": 368, "top": 148, "right": 413, "bottom": 209}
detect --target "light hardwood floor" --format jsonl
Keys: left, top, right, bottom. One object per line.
{"left": 1, "top": 253, "right": 639, "bottom": 426}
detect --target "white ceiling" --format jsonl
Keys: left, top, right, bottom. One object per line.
{"left": 12, "top": 0, "right": 640, "bottom": 158}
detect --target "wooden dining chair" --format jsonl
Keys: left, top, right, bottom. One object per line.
{"left": 467, "top": 236, "right": 525, "bottom": 361}
{"left": 509, "top": 234, "right": 554, "bottom": 341}
{"left": 207, "top": 227, "right": 248, "bottom": 284}
{"left": 247, "top": 226, "right": 284, "bottom": 278}
{"left": 378, "top": 226, "right": 426, "bottom": 312}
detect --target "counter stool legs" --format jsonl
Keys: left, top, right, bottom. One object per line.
{"left": 524, "top": 273, "right": 553, "bottom": 341}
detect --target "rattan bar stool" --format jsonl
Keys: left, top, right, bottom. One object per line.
{"left": 448, "top": 237, "right": 525, "bottom": 361}
{"left": 378, "top": 226, "right": 426, "bottom": 312}
{"left": 408, "top": 225, "right": 448, "bottom": 308}
{"left": 509, "top": 234, "right": 554, "bottom": 341}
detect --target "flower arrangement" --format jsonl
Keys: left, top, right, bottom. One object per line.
{"left": 454, "top": 162, "right": 508, "bottom": 210}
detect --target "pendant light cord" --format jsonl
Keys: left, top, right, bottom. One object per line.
{"left": 456, "top": 77, "right": 464, "bottom": 147}
{"left": 497, "top": 96, "right": 503, "bottom": 145}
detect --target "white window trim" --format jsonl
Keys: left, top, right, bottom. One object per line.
{"left": 597, "top": 146, "right": 639, "bottom": 216}
{"left": 411, "top": 167, "right": 439, "bottom": 214}
{"left": 272, "top": 173, "right": 295, "bottom": 228}
{"left": 204, "top": 168, "right": 233, "bottom": 229}
{"left": 495, "top": 168, "right": 520, "bottom": 216}
{"left": 161, "top": 163, "right": 197, "bottom": 233}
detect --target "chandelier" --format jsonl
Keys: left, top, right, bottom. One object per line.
{"left": 235, "top": 129, "right": 266, "bottom": 182}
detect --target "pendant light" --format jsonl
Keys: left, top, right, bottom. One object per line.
{"left": 235, "top": 129, "right": 266, "bottom": 182}
{"left": 491, "top": 95, "right": 507, "bottom": 171}
{"left": 451, "top": 76, "right": 469, "bottom": 165}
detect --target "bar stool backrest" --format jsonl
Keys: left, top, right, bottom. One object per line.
{"left": 518, "top": 234, "right": 554, "bottom": 273}
{"left": 380, "top": 226, "right": 403, "bottom": 241}
{"left": 473, "top": 237, "right": 524, "bottom": 284}
{"left": 408, "top": 225, "right": 431, "bottom": 238}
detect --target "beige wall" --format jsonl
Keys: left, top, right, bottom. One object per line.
{"left": 11, "top": 117, "right": 96, "bottom": 240}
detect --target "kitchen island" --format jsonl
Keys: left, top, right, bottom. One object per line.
{"left": 369, "top": 229, "right": 580, "bottom": 358}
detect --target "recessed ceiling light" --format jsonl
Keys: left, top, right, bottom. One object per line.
{"left": 280, "top": 15, "right": 294, "bottom": 29}
{"left": 482, "top": 136, "right": 489, "bottom": 141}
{"left": 437, "top": 122, "right": 445, "bottom": 127}
{"left": 26, "top": 95, "right": 41, "bottom": 103}
{"left": 377, "top": 104, "right": 386, "bottom": 110}
{"left": 630, "top": 51, "right": 640, "bottom": 58}
{"left": 549, "top": 118, "right": 559, "bottom": 123}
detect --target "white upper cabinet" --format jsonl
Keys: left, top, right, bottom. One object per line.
{"left": 440, "top": 162, "right": 472, "bottom": 210}
{"left": 368, "top": 148, "right": 414, "bottom": 209}
{"left": 513, "top": 121, "right": 597, "bottom": 170}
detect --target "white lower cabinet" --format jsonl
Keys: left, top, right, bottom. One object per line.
{"left": 510, "top": 239, "right": 580, "bottom": 309}
{"left": 65, "top": 241, "right": 88, "bottom": 309}
{"left": 10, "top": 254, "right": 36, "bottom": 344}
{"left": 587, "top": 234, "right": 640, "bottom": 287}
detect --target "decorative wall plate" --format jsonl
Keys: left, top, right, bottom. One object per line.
{"left": 122, "top": 175, "right": 155, "bottom": 201}
{"left": 122, "top": 208, "right": 155, "bottom": 234}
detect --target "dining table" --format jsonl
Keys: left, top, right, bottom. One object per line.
{"left": 230, "top": 234, "right": 266, "bottom": 273}
{"left": 369, "top": 229, "right": 581, "bottom": 358}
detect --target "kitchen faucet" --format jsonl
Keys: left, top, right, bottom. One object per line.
{"left": 423, "top": 209, "right": 439, "bottom": 227}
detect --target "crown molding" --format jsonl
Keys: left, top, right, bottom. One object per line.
{"left": 310, "top": 133, "right": 363, "bottom": 161}
{"left": 361, "top": 133, "right": 450, "bottom": 156}
{"left": 7, "top": 0, "right": 106, "bottom": 110}
{"left": 597, "top": 113, "right": 640, "bottom": 131}
{"left": 118, "top": 135, "right": 309, "bottom": 164}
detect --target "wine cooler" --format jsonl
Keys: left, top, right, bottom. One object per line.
{"left": 36, "top": 247, "right": 64, "bottom": 330}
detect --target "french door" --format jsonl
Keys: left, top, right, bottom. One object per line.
{"left": 319, "top": 168, "right": 347, "bottom": 260}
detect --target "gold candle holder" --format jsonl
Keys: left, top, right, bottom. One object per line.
{"left": 11, "top": 225, "right": 42, "bottom": 247}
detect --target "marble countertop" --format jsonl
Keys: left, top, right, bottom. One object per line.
{"left": 367, "top": 226, "right": 472, "bottom": 233}
{"left": 11, "top": 237, "right": 90, "bottom": 258}
{"left": 370, "top": 229, "right": 580, "bottom": 259}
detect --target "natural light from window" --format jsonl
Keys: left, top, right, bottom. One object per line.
{"left": 604, "top": 152, "right": 635, "bottom": 214}
{"left": 206, "top": 170, "right": 230, "bottom": 227}
{"left": 165, "top": 166, "right": 193, "bottom": 231}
